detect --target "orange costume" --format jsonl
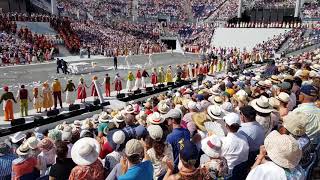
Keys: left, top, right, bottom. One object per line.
{"left": 0, "top": 86, "right": 17, "bottom": 121}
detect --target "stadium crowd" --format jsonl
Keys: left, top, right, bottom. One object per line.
{"left": 1, "top": 47, "right": 320, "bottom": 179}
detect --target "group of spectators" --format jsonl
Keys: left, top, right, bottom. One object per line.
{"left": 302, "top": 1, "right": 320, "bottom": 19}
{"left": 285, "top": 28, "right": 320, "bottom": 54}
{"left": 0, "top": 14, "right": 59, "bottom": 66}
{"left": 0, "top": 48, "right": 320, "bottom": 179}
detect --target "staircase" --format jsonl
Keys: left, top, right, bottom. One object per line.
{"left": 181, "top": 0, "right": 194, "bottom": 22}
{"left": 131, "top": 0, "right": 139, "bottom": 21}
{"left": 204, "top": 0, "right": 229, "bottom": 23}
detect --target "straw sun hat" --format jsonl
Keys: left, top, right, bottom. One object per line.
{"left": 250, "top": 96, "right": 274, "bottom": 113}
{"left": 264, "top": 130, "right": 302, "bottom": 169}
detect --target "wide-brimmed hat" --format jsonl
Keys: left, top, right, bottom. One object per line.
{"left": 201, "top": 136, "right": 222, "bottom": 158}
{"left": 269, "top": 75, "right": 281, "bottom": 84}
{"left": 221, "top": 102, "right": 233, "bottom": 114}
{"left": 71, "top": 137, "right": 100, "bottom": 166}
{"left": 48, "top": 129, "right": 62, "bottom": 141}
{"left": 207, "top": 105, "right": 224, "bottom": 120}
{"left": 204, "top": 121, "right": 226, "bottom": 137}
{"left": 282, "top": 111, "right": 308, "bottom": 136}
{"left": 157, "top": 102, "right": 170, "bottom": 114}
{"left": 276, "top": 92, "right": 290, "bottom": 103}
{"left": 223, "top": 112, "right": 241, "bottom": 126}
{"left": 25, "top": 137, "right": 39, "bottom": 150}
{"left": 208, "top": 96, "right": 223, "bottom": 106}
{"left": 112, "top": 113, "right": 125, "bottom": 123}
{"left": 16, "top": 143, "right": 31, "bottom": 156}
{"left": 192, "top": 112, "right": 210, "bottom": 131}
{"left": 264, "top": 130, "right": 302, "bottom": 169}
{"left": 98, "top": 112, "right": 112, "bottom": 123}
{"left": 10, "top": 132, "right": 26, "bottom": 144}
{"left": 125, "top": 105, "right": 135, "bottom": 114}
{"left": 269, "top": 97, "right": 280, "bottom": 109}
{"left": 250, "top": 96, "right": 274, "bottom": 113}
{"left": 147, "top": 112, "right": 164, "bottom": 125}
{"left": 38, "top": 138, "right": 54, "bottom": 151}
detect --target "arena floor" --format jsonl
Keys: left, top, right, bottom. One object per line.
{"left": 0, "top": 52, "right": 200, "bottom": 119}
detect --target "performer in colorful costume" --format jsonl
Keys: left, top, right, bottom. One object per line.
{"left": 151, "top": 68, "right": 157, "bottom": 87}
{"left": 64, "top": 79, "right": 76, "bottom": 105}
{"left": 0, "top": 86, "right": 17, "bottom": 121}
{"left": 104, "top": 74, "right": 111, "bottom": 97}
{"left": 142, "top": 69, "right": 149, "bottom": 88}
{"left": 77, "top": 77, "right": 87, "bottom": 102}
{"left": 114, "top": 73, "right": 122, "bottom": 94}
{"left": 42, "top": 81, "right": 53, "bottom": 112}
{"left": 126, "top": 71, "right": 135, "bottom": 92}
{"left": 33, "top": 87, "right": 42, "bottom": 113}
{"left": 165, "top": 65, "right": 173, "bottom": 83}
{"left": 158, "top": 67, "right": 165, "bottom": 84}
{"left": 135, "top": 69, "right": 142, "bottom": 89}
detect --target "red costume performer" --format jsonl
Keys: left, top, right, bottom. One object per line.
{"left": 91, "top": 76, "right": 99, "bottom": 97}
{"left": 114, "top": 73, "right": 122, "bottom": 94}
{"left": 77, "top": 77, "right": 87, "bottom": 102}
{"left": 104, "top": 74, "right": 111, "bottom": 97}
{"left": 151, "top": 68, "right": 157, "bottom": 86}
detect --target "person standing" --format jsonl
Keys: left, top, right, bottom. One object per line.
{"left": 16, "top": 85, "right": 31, "bottom": 117}
{"left": 64, "top": 79, "right": 76, "bottom": 105}
{"left": 87, "top": 46, "right": 91, "bottom": 59}
{"left": 52, "top": 78, "right": 63, "bottom": 109}
{"left": 77, "top": 77, "right": 87, "bottom": 103}
{"left": 151, "top": 68, "right": 157, "bottom": 87}
{"left": 90, "top": 76, "right": 100, "bottom": 100}
{"left": 158, "top": 67, "right": 165, "bottom": 85}
{"left": 142, "top": 69, "right": 149, "bottom": 88}
{"left": 113, "top": 73, "right": 122, "bottom": 95}
{"left": 0, "top": 86, "right": 17, "bottom": 121}
{"left": 104, "top": 74, "right": 111, "bottom": 97}
{"left": 113, "top": 56, "right": 118, "bottom": 70}
{"left": 135, "top": 69, "right": 142, "bottom": 90}
{"left": 56, "top": 58, "right": 63, "bottom": 74}
{"left": 32, "top": 87, "right": 42, "bottom": 113}
{"left": 61, "top": 59, "right": 69, "bottom": 74}
{"left": 42, "top": 81, "right": 53, "bottom": 111}
{"left": 126, "top": 71, "right": 135, "bottom": 92}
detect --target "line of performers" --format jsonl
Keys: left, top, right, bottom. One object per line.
{"left": 0, "top": 60, "right": 226, "bottom": 121}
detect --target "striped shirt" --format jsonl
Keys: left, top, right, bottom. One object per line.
{"left": 0, "top": 154, "right": 17, "bottom": 179}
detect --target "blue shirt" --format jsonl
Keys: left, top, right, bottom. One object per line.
{"left": 118, "top": 160, "right": 153, "bottom": 180}
{"left": 0, "top": 154, "right": 17, "bottom": 178}
{"left": 238, "top": 121, "right": 265, "bottom": 152}
{"left": 166, "top": 128, "right": 190, "bottom": 167}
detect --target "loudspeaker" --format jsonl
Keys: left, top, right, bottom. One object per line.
{"left": 34, "top": 116, "right": 44, "bottom": 125}
{"left": 116, "top": 93, "right": 125, "bottom": 99}
{"left": 167, "top": 82, "right": 174, "bottom": 86}
{"left": 146, "top": 87, "right": 153, "bottom": 92}
{"left": 11, "top": 118, "right": 25, "bottom": 126}
{"left": 134, "top": 89, "right": 141, "bottom": 95}
{"left": 46, "top": 109, "right": 60, "bottom": 117}
{"left": 101, "top": 101, "right": 110, "bottom": 107}
{"left": 69, "top": 104, "right": 80, "bottom": 111}
{"left": 93, "top": 99, "right": 100, "bottom": 106}
{"left": 158, "top": 84, "right": 165, "bottom": 88}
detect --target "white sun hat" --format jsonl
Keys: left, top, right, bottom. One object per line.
{"left": 250, "top": 96, "right": 274, "bottom": 113}
{"left": 71, "top": 137, "right": 100, "bottom": 166}
{"left": 147, "top": 112, "right": 165, "bottom": 125}
{"left": 207, "top": 105, "right": 224, "bottom": 120}
{"left": 201, "top": 135, "right": 222, "bottom": 158}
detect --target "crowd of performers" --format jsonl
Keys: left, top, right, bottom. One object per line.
{"left": 0, "top": 57, "right": 238, "bottom": 121}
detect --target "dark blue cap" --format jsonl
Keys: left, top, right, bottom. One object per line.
{"left": 300, "top": 85, "right": 318, "bottom": 97}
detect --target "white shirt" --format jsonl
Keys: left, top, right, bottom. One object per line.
{"left": 246, "top": 161, "right": 286, "bottom": 180}
{"left": 221, "top": 132, "right": 249, "bottom": 173}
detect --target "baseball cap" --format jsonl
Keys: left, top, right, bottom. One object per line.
{"left": 125, "top": 139, "right": 144, "bottom": 156}
{"left": 163, "top": 109, "right": 181, "bottom": 119}
{"left": 179, "top": 140, "right": 198, "bottom": 166}
{"left": 300, "top": 85, "right": 318, "bottom": 97}
{"left": 223, "top": 112, "right": 241, "bottom": 126}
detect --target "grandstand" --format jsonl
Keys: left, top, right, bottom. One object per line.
{"left": 0, "top": 0, "right": 320, "bottom": 180}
